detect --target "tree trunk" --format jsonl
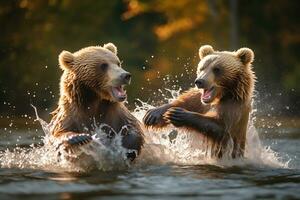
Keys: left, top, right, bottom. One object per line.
{"left": 230, "top": 0, "right": 239, "bottom": 49}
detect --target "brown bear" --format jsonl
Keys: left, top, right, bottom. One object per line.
{"left": 143, "top": 45, "right": 255, "bottom": 158}
{"left": 50, "top": 43, "right": 144, "bottom": 161}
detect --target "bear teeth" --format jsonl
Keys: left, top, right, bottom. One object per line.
{"left": 203, "top": 87, "right": 214, "bottom": 100}
{"left": 111, "top": 85, "right": 127, "bottom": 101}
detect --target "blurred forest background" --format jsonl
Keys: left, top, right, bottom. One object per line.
{"left": 0, "top": 0, "right": 299, "bottom": 124}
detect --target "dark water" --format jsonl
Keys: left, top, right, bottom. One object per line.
{"left": 0, "top": 129, "right": 299, "bottom": 200}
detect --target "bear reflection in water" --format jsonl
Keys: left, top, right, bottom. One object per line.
{"left": 144, "top": 45, "right": 256, "bottom": 158}
{"left": 50, "top": 43, "right": 144, "bottom": 161}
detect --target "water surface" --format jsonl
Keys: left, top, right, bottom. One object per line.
{"left": 0, "top": 126, "right": 299, "bottom": 200}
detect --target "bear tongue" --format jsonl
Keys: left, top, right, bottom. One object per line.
{"left": 115, "top": 86, "right": 126, "bottom": 97}
{"left": 203, "top": 89, "right": 212, "bottom": 99}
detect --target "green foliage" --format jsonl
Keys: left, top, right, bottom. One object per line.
{"left": 0, "top": 0, "right": 299, "bottom": 115}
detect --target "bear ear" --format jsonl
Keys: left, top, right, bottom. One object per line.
{"left": 199, "top": 45, "right": 214, "bottom": 59}
{"left": 236, "top": 48, "right": 254, "bottom": 65}
{"left": 103, "top": 43, "right": 117, "bottom": 55}
{"left": 59, "top": 50, "right": 74, "bottom": 70}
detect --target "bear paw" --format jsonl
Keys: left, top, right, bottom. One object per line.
{"left": 164, "top": 107, "right": 193, "bottom": 127}
{"left": 143, "top": 104, "right": 170, "bottom": 127}
{"left": 60, "top": 134, "right": 93, "bottom": 153}
{"left": 67, "top": 134, "right": 92, "bottom": 145}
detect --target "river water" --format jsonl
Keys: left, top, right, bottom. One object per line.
{"left": 0, "top": 104, "right": 299, "bottom": 200}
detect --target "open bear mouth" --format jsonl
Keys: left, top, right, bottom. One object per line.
{"left": 111, "top": 85, "right": 127, "bottom": 102}
{"left": 202, "top": 86, "right": 216, "bottom": 103}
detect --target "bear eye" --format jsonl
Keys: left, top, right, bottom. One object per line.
{"left": 213, "top": 67, "right": 221, "bottom": 75}
{"left": 100, "top": 63, "right": 108, "bottom": 71}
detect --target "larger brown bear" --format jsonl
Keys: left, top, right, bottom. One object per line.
{"left": 144, "top": 45, "right": 255, "bottom": 158}
{"left": 50, "top": 43, "right": 144, "bottom": 161}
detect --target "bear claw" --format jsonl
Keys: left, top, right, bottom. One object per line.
{"left": 143, "top": 105, "right": 169, "bottom": 126}
{"left": 59, "top": 134, "right": 93, "bottom": 153}
{"left": 67, "top": 134, "right": 92, "bottom": 146}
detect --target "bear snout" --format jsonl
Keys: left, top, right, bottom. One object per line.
{"left": 121, "top": 72, "right": 131, "bottom": 84}
{"left": 195, "top": 78, "right": 206, "bottom": 88}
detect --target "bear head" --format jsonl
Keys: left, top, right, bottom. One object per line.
{"left": 195, "top": 45, "right": 255, "bottom": 104}
{"left": 58, "top": 43, "right": 131, "bottom": 103}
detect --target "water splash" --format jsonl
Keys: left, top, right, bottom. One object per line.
{"left": 0, "top": 89, "right": 289, "bottom": 172}
{"left": 0, "top": 106, "right": 134, "bottom": 172}
{"left": 133, "top": 89, "right": 289, "bottom": 168}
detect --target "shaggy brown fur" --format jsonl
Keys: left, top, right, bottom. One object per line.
{"left": 143, "top": 45, "right": 255, "bottom": 158}
{"left": 50, "top": 43, "right": 144, "bottom": 160}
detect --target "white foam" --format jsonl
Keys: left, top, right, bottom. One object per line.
{"left": 0, "top": 90, "right": 289, "bottom": 172}
{"left": 133, "top": 90, "right": 289, "bottom": 168}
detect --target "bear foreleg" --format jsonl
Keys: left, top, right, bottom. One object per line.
{"left": 164, "top": 107, "right": 224, "bottom": 141}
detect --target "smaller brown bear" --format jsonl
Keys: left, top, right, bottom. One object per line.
{"left": 50, "top": 43, "right": 144, "bottom": 161}
{"left": 143, "top": 45, "right": 255, "bottom": 158}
